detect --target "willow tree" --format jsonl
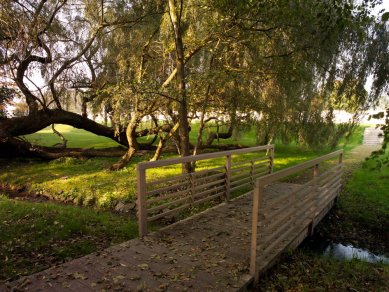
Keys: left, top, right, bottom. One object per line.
{"left": 205, "top": 0, "right": 388, "bottom": 148}
{"left": 0, "top": 0, "right": 160, "bottom": 155}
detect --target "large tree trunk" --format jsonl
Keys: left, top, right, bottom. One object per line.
{"left": 0, "top": 109, "right": 175, "bottom": 149}
{"left": 0, "top": 109, "right": 128, "bottom": 146}
{"left": 168, "top": 0, "right": 192, "bottom": 173}
{"left": 0, "top": 137, "right": 127, "bottom": 159}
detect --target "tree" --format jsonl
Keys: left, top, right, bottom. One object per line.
{"left": 0, "top": 0, "right": 159, "bottom": 151}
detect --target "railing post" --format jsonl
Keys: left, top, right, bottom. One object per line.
{"left": 312, "top": 163, "right": 320, "bottom": 221}
{"left": 250, "top": 159, "right": 255, "bottom": 186}
{"left": 225, "top": 153, "right": 231, "bottom": 202}
{"left": 313, "top": 163, "right": 319, "bottom": 178}
{"left": 189, "top": 172, "right": 195, "bottom": 204}
{"left": 137, "top": 165, "right": 148, "bottom": 237}
{"left": 250, "top": 180, "right": 263, "bottom": 284}
{"left": 337, "top": 152, "right": 343, "bottom": 197}
{"left": 269, "top": 146, "right": 274, "bottom": 173}
{"left": 338, "top": 152, "right": 343, "bottom": 165}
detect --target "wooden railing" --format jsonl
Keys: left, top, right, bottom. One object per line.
{"left": 249, "top": 150, "right": 343, "bottom": 282}
{"left": 137, "top": 145, "right": 274, "bottom": 236}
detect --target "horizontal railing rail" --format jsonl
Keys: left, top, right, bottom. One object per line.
{"left": 249, "top": 150, "right": 343, "bottom": 282}
{"left": 137, "top": 145, "right": 275, "bottom": 236}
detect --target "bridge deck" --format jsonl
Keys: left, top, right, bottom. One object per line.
{"left": 8, "top": 182, "right": 329, "bottom": 291}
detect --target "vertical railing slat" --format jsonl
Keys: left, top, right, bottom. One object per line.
{"left": 225, "top": 153, "right": 231, "bottom": 202}
{"left": 137, "top": 165, "right": 147, "bottom": 237}
{"left": 250, "top": 181, "right": 263, "bottom": 282}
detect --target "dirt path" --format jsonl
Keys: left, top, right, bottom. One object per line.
{"left": 342, "top": 127, "right": 382, "bottom": 174}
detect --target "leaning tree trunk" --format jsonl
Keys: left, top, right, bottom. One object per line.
{"left": 110, "top": 115, "right": 141, "bottom": 171}
{"left": 0, "top": 109, "right": 128, "bottom": 147}
{"left": 150, "top": 122, "right": 180, "bottom": 161}
{"left": 51, "top": 124, "right": 68, "bottom": 148}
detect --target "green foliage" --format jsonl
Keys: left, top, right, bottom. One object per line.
{"left": 0, "top": 86, "right": 17, "bottom": 118}
{"left": 382, "top": 11, "right": 389, "bottom": 22}
{"left": 0, "top": 197, "right": 137, "bottom": 281}
{"left": 368, "top": 108, "right": 389, "bottom": 168}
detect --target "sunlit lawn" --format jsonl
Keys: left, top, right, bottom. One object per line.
{"left": 0, "top": 124, "right": 365, "bottom": 208}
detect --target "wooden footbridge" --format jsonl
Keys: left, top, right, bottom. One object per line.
{"left": 8, "top": 146, "right": 342, "bottom": 291}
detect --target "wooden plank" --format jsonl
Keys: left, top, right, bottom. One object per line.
{"left": 193, "top": 185, "right": 225, "bottom": 200}
{"left": 147, "top": 172, "right": 190, "bottom": 188}
{"left": 252, "top": 156, "right": 271, "bottom": 164}
{"left": 258, "top": 209, "right": 294, "bottom": 249}
{"left": 194, "top": 177, "right": 225, "bottom": 191}
{"left": 231, "top": 175, "right": 251, "bottom": 186}
{"left": 231, "top": 181, "right": 252, "bottom": 192}
{"left": 137, "top": 165, "right": 148, "bottom": 237}
{"left": 231, "top": 171, "right": 251, "bottom": 181}
{"left": 319, "top": 171, "right": 341, "bottom": 189}
{"left": 148, "top": 188, "right": 225, "bottom": 222}
{"left": 147, "top": 202, "right": 192, "bottom": 221}
{"left": 193, "top": 172, "right": 225, "bottom": 185}
{"left": 147, "top": 195, "right": 191, "bottom": 213}
{"left": 262, "top": 206, "right": 296, "bottom": 234}
{"left": 250, "top": 182, "right": 263, "bottom": 279}
{"left": 193, "top": 192, "right": 224, "bottom": 205}
{"left": 193, "top": 166, "right": 226, "bottom": 176}
{"left": 261, "top": 199, "right": 292, "bottom": 225}
{"left": 232, "top": 156, "right": 269, "bottom": 167}
{"left": 252, "top": 170, "right": 271, "bottom": 180}
{"left": 230, "top": 164, "right": 252, "bottom": 173}
{"left": 146, "top": 181, "right": 189, "bottom": 197}
{"left": 147, "top": 188, "right": 190, "bottom": 204}
{"left": 225, "top": 154, "right": 231, "bottom": 201}
{"left": 253, "top": 165, "right": 270, "bottom": 174}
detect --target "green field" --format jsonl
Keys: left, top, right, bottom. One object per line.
{"left": 1, "top": 124, "right": 364, "bottom": 208}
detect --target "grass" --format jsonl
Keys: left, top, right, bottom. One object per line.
{"left": 0, "top": 194, "right": 137, "bottom": 281}
{"left": 24, "top": 124, "right": 122, "bottom": 148}
{"left": 340, "top": 151, "right": 389, "bottom": 230}
{"left": 257, "top": 250, "right": 389, "bottom": 291}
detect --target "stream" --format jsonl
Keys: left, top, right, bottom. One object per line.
{"left": 301, "top": 233, "right": 389, "bottom": 264}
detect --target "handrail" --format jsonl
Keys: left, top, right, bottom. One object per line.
{"left": 249, "top": 149, "right": 343, "bottom": 283}
{"left": 137, "top": 145, "right": 275, "bottom": 237}
{"left": 256, "top": 149, "right": 343, "bottom": 186}
{"left": 138, "top": 145, "right": 274, "bottom": 170}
